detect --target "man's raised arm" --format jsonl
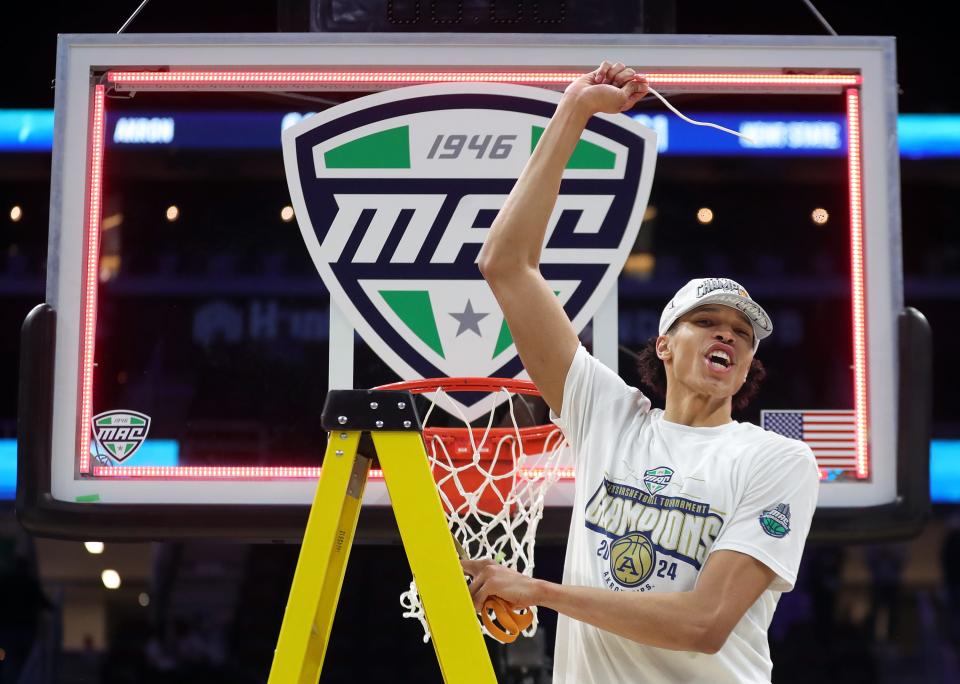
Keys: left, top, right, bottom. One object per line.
{"left": 478, "top": 62, "right": 648, "bottom": 414}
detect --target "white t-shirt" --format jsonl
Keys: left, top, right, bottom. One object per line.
{"left": 550, "top": 346, "right": 820, "bottom": 684}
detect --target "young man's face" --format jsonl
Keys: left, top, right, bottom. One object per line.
{"left": 657, "top": 305, "right": 755, "bottom": 400}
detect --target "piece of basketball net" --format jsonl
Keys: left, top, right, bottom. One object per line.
{"left": 376, "top": 378, "right": 569, "bottom": 643}
{"left": 481, "top": 598, "right": 534, "bottom": 643}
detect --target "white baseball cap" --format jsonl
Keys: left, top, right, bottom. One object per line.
{"left": 659, "top": 277, "right": 773, "bottom": 351}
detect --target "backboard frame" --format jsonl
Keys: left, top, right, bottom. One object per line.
{"left": 16, "top": 33, "right": 929, "bottom": 541}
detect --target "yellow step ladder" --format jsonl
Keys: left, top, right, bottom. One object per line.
{"left": 268, "top": 389, "right": 497, "bottom": 684}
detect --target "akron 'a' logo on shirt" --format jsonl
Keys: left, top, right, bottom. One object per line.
{"left": 282, "top": 83, "right": 657, "bottom": 420}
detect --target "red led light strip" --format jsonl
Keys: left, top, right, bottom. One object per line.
{"left": 846, "top": 88, "right": 870, "bottom": 479}
{"left": 92, "top": 466, "right": 322, "bottom": 478}
{"left": 643, "top": 73, "right": 860, "bottom": 86}
{"left": 105, "top": 70, "right": 860, "bottom": 89}
{"left": 77, "top": 84, "right": 106, "bottom": 474}
{"left": 106, "top": 70, "right": 581, "bottom": 85}
{"left": 90, "top": 465, "right": 578, "bottom": 480}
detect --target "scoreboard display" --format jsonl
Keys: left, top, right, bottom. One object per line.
{"left": 311, "top": 0, "right": 665, "bottom": 33}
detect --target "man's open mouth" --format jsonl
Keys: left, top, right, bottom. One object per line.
{"left": 706, "top": 349, "right": 733, "bottom": 370}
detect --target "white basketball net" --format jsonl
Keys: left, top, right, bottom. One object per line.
{"left": 399, "top": 385, "right": 568, "bottom": 642}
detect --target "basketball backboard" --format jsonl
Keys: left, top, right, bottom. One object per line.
{"left": 17, "top": 33, "right": 928, "bottom": 542}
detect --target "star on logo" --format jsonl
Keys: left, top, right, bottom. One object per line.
{"left": 449, "top": 300, "right": 488, "bottom": 337}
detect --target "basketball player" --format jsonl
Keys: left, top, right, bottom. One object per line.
{"left": 460, "top": 62, "right": 820, "bottom": 683}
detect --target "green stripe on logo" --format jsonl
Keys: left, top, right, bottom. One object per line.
{"left": 531, "top": 126, "right": 616, "bottom": 169}
{"left": 492, "top": 320, "right": 513, "bottom": 358}
{"left": 380, "top": 290, "right": 445, "bottom": 358}
{"left": 492, "top": 291, "right": 560, "bottom": 359}
{"left": 325, "top": 126, "right": 411, "bottom": 169}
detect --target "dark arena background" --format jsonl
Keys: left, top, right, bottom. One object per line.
{"left": 0, "top": 2, "right": 956, "bottom": 683}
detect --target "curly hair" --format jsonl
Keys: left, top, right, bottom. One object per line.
{"left": 634, "top": 337, "right": 766, "bottom": 412}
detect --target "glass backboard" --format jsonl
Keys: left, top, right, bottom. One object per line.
{"left": 16, "top": 34, "right": 928, "bottom": 542}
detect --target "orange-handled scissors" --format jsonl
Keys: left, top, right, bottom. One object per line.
{"left": 453, "top": 536, "right": 533, "bottom": 643}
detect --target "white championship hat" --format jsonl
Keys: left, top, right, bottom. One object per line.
{"left": 659, "top": 277, "right": 773, "bottom": 351}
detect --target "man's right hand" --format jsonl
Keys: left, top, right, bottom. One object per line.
{"left": 564, "top": 61, "right": 649, "bottom": 116}
{"left": 478, "top": 61, "right": 647, "bottom": 415}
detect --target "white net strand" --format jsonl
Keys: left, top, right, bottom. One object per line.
{"left": 398, "top": 385, "right": 567, "bottom": 643}
{"left": 646, "top": 85, "right": 756, "bottom": 144}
